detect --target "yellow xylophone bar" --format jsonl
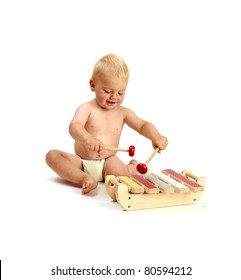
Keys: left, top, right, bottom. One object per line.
{"left": 118, "top": 176, "right": 144, "bottom": 193}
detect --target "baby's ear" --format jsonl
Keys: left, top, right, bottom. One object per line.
{"left": 89, "top": 79, "right": 95, "bottom": 91}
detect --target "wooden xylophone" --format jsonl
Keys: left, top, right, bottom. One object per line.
{"left": 105, "top": 169, "right": 206, "bottom": 211}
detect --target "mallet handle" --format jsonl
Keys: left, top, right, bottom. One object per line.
{"left": 104, "top": 147, "right": 128, "bottom": 152}
{"left": 145, "top": 148, "right": 159, "bottom": 165}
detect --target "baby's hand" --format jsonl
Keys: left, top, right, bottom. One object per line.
{"left": 84, "top": 137, "right": 104, "bottom": 153}
{"left": 152, "top": 135, "right": 168, "bottom": 151}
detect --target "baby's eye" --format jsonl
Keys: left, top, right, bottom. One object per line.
{"left": 104, "top": 90, "right": 112, "bottom": 94}
{"left": 118, "top": 91, "right": 125, "bottom": 95}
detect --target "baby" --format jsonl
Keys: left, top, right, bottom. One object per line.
{"left": 46, "top": 54, "right": 168, "bottom": 194}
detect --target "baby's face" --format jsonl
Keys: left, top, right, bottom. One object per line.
{"left": 90, "top": 72, "right": 128, "bottom": 110}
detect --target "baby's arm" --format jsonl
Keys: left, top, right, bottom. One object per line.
{"left": 123, "top": 108, "right": 168, "bottom": 151}
{"left": 69, "top": 103, "right": 104, "bottom": 152}
{"left": 139, "top": 122, "right": 168, "bottom": 151}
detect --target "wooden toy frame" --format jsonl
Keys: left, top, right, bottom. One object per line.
{"left": 105, "top": 169, "right": 206, "bottom": 211}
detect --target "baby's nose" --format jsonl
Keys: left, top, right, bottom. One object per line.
{"left": 110, "top": 92, "right": 117, "bottom": 99}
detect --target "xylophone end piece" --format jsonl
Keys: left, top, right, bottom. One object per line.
{"left": 137, "top": 163, "right": 148, "bottom": 174}
{"left": 105, "top": 175, "right": 118, "bottom": 201}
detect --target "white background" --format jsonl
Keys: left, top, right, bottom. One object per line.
{"left": 0, "top": 0, "right": 240, "bottom": 279}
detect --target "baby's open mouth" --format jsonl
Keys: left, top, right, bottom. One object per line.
{"left": 106, "top": 100, "right": 116, "bottom": 105}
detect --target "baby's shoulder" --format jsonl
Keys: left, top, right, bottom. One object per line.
{"left": 75, "top": 100, "right": 93, "bottom": 112}
{"left": 119, "top": 106, "right": 135, "bottom": 116}
{"left": 72, "top": 101, "right": 93, "bottom": 120}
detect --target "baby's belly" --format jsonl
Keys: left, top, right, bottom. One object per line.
{"left": 74, "top": 142, "right": 117, "bottom": 160}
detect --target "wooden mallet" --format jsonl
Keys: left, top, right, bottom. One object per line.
{"left": 136, "top": 148, "right": 159, "bottom": 174}
{"left": 104, "top": 145, "right": 135, "bottom": 157}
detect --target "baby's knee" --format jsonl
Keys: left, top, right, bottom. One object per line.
{"left": 103, "top": 156, "right": 128, "bottom": 177}
{"left": 45, "top": 150, "right": 59, "bottom": 167}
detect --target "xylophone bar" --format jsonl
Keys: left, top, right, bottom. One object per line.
{"left": 143, "top": 173, "right": 174, "bottom": 193}
{"left": 119, "top": 173, "right": 189, "bottom": 194}
{"left": 153, "top": 172, "right": 189, "bottom": 193}
{"left": 131, "top": 175, "right": 159, "bottom": 194}
{"left": 118, "top": 176, "right": 144, "bottom": 193}
{"left": 162, "top": 169, "right": 204, "bottom": 192}
{"left": 181, "top": 169, "right": 206, "bottom": 187}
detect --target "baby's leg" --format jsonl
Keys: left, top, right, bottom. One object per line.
{"left": 45, "top": 150, "right": 98, "bottom": 194}
{"left": 102, "top": 155, "right": 138, "bottom": 178}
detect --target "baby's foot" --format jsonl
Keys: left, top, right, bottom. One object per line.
{"left": 129, "top": 159, "right": 138, "bottom": 166}
{"left": 127, "top": 159, "right": 138, "bottom": 175}
{"left": 82, "top": 176, "right": 98, "bottom": 195}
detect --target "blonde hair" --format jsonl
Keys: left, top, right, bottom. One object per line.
{"left": 91, "top": 54, "right": 129, "bottom": 80}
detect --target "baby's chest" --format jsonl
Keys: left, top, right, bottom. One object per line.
{"left": 87, "top": 113, "right": 124, "bottom": 134}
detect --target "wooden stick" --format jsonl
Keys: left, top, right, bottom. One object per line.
{"left": 104, "top": 147, "right": 129, "bottom": 152}
{"left": 144, "top": 148, "right": 159, "bottom": 165}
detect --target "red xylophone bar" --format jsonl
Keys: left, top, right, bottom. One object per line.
{"left": 162, "top": 169, "right": 204, "bottom": 192}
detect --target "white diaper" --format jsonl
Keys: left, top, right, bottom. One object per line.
{"left": 81, "top": 158, "right": 105, "bottom": 182}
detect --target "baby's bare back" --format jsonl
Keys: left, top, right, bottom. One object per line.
{"left": 74, "top": 101, "right": 125, "bottom": 160}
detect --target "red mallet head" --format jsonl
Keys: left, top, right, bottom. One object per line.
{"left": 136, "top": 163, "right": 148, "bottom": 174}
{"left": 136, "top": 148, "right": 160, "bottom": 174}
{"left": 128, "top": 145, "right": 135, "bottom": 157}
